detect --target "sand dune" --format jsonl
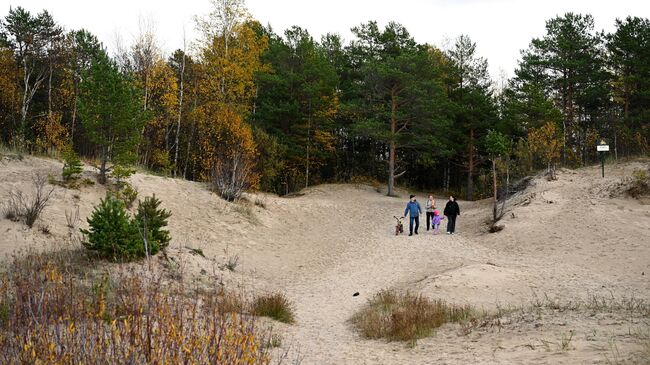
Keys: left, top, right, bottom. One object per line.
{"left": 0, "top": 155, "right": 648, "bottom": 364}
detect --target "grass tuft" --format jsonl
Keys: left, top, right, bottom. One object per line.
{"left": 220, "top": 254, "right": 240, "bottom": 272}
{"left": 350, "top": 289, "right": 476, "bottom": 343}
{"left": 252, "top": 292, "right": 295, "bottom": 324}
{"left": 254, "top": 197, "right": 267, "bottom": 209}
{"left": 233, "top": 202, "right": 259, "bottom": 224}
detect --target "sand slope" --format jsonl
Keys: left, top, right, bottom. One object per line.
{"left": 1, "top": 155, "right": 648, "bottom": 364}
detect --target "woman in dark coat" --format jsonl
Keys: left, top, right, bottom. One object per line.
{"left": 443, "top": 196, "right": 460, "bottom": 234}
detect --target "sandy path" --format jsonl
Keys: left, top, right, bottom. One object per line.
{"left": 1, "top": 156, "right": 648, "bottom": 364}
{"left": 265, "top": 164, "right": 649, "bottom": 364}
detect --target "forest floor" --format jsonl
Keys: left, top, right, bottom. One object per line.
{"left": 1, "top": 154, "right": 649, "bottom": 364}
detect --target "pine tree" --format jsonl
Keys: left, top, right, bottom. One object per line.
{"left": 350, "top": 21, "right": 449, "bottom": 196}
{"left": 254, "top": 26, "right": 339, "bottom": 189}
{"left": 78, "top": 51, "right": 146, "bottom": 184}
{"left": 526, "top": 13, "right": 611, "bottom": 165}
{"left": 1, "top": 7, "right": 58, "bottom": 146}
{"left": 607, "top": 16, "right": 650, "bottom": 156}
{"left": 61, "top": 144, "right": 83, "bottom": 181}
{"left": 447, "top": 35, "right": 496, "bottom": 200}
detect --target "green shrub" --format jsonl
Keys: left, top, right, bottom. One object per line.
{"left": 134, "top": 194, "right": 171, "bottom": 253}
{"left": 115, "top": 183, "right": 138, "bottom": 208}
{"left": 62, "top": 145, "right": 83, "bottom": 181}
{"left": 81, "top": 193, "right": 172, "bottom": 261}
{"left": 80, "top": 194, "right": 141, "bottom": 261}
{"left": 111, "top": 165, "right": 135, "bottom": 185}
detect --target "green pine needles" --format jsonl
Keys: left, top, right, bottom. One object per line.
{"left": 61, "top": 145, "right": 83, "bottom": 181}
{"left": 135, "top": 195, "right": 172, "bottom": 251}
{"left": 81, "top": 193, "right": 171, "bottom": 261}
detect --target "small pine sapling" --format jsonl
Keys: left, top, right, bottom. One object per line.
{"left": 80, "top": 193, "right": 140, "bottom": 261}
{"left": 111, "top": 165, "right": 135, "bottom": 186}
{"left": 134, "top": 194, "right": 172, "bottom": 254}
{"left": 61, "top": 145, "right": 83, "bottom": 181}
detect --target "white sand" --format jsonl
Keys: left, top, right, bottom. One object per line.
{"left": 1, "top": 155, "right": 648, "bottom": 364}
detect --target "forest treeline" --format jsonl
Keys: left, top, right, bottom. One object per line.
{"left": 1, "top": 1, "right": 648, "bottom": 200}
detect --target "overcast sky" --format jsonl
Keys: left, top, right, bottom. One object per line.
{"left": 6, "top": 0, "right": 650, "bottom": 81}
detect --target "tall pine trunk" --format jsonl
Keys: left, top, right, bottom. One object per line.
{"left": 99, "top": 145, "right": 109, "bottom": 184}
{"left": 466, "top": 128, "right": 475, "bottom": 201}
{"left": 71, "top": 91, "right": 77, "bottom": 142}
{"left": 48, "top": 62, "right": 53, "bottom": 117}
{"left": 491, "top": 159, "right": 497, "bottom": 222}
{"left": 305, "top": 100, "right": 311, "bottom": 188}
{"left": 387, "top": 89, "right": 397, "bottom": 196}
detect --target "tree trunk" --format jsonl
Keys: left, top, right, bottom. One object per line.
{"left": 71, "top": 92, "right": 77, "bottom": 142}
{"left": 466, "top": 128, "right": 475, "bottom": 201}
{"left": 565, "top": 83, "right": 575, "bottom": 166}
{"left": 387, "top": 89, "right": 397, "bottom": 196}
{"left": 492, "top": 158, "right": 497, "bottom": 222}
{"left": 388, "top": 140, "right": 396, "bottom": 196}
{"left": 48, "top": 62, "right": 53, "bottom": 116}
{"left": 305, "top": 99, "right": 311, "bottom": 188}
{"left": 560, "top": 123, "right": 566, "bottom": 166}
{"left": 614, "top": 130, "right": 618, "bottom": 161}
{"left": 99, "top": 145, "right": 108, "bottom": 184}
{"left": 183, "top": 118, "right": 194, "bottom": 180}
{"left": 20, "top": 61, "right": 31, "bottom": 145}
{"left": 173, "top": 46, "right": 186, "bottom": 178}
{"left": 503, "top": 156, "right": 510, "bottom": 218}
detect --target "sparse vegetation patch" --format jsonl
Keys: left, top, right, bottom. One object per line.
{"left": 0, "top": 247, "right": 273, "bottom": 364}
{"left": 252, "top": 292, "right": 296, "bottom": 324}
{"left": 350, "top": 290, "right": 476, "bottom": 343}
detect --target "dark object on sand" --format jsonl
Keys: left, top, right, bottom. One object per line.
{"left": 353, "top": 292, "right": 359, "bottom": 297}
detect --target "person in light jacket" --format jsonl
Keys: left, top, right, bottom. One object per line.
{"left": 404, "top": 194, "right": 422, "bottom": 236}
{"left": 425, "top": 195, "right": 435, "bottom": 231}
{"left": 443, "top": 195, "right": 460, "bottom": 235}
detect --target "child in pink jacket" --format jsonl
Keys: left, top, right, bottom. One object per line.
{"left": 431, "top": 210, "right": 444, "bottom": 235}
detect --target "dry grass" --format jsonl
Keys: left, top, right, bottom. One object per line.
{"left": 641, "top": 333, "right": 650, "bottom": 365}
{"left": 252, "top": 292, "right": 296, "bottom": 324}
{"left": 627, "top": 168, "right": 650, "bottom": 198}
{"left": 350, "top": 290, "right": 476, "bottom": 343}
{"left": 220, "top": 254, "right": 240, "bottom": 272}
{"left": 47, "top": 173, "right": 95, "bottom": 190}
{"left": 529, "top": 292, "right": 650, "bottom": 316}
{"left": 233, "top": 201, "right": 259, "bottom": 224}
{"left": 0, "top": 246, "right": 274, "bottom": 364}
{"left": 350, "top": 176, "right": 383, "bottom": 193}
{"left": 2, "top": 173, "right": 54, "bottom": 228}
{"left": 38, "top": 223, "right": 51, "bottom": 235}
{"left": 254, "top": 197, "right": 267, "bottom": 209}
{"left": 65, "top": 205, "right": 81, "bottom": 229}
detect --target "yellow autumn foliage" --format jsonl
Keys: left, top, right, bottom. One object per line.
{"left": 528, "top": 121, "right": 561, "bottom": 176}
{"left": 194, "top": 19, "right": 268, "bottom": 194}
{"left": 0, "top": 248, "right": 273, "bottom": 364}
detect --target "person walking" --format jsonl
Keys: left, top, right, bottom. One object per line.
{"left": 404, "top": 194, "right": 422, "bottom": 236}
{"left": 443, "top": 195, "right": 460, "bottom": 234}
{"left": 425, "top": 195, "right": 436, "bottom": 231}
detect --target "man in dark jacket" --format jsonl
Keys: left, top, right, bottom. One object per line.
{"left": 404, "top": 194, "right": 422, "bottom": 236}
{"left": 443, "top": 195, "right": 460, "bottom": 234}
